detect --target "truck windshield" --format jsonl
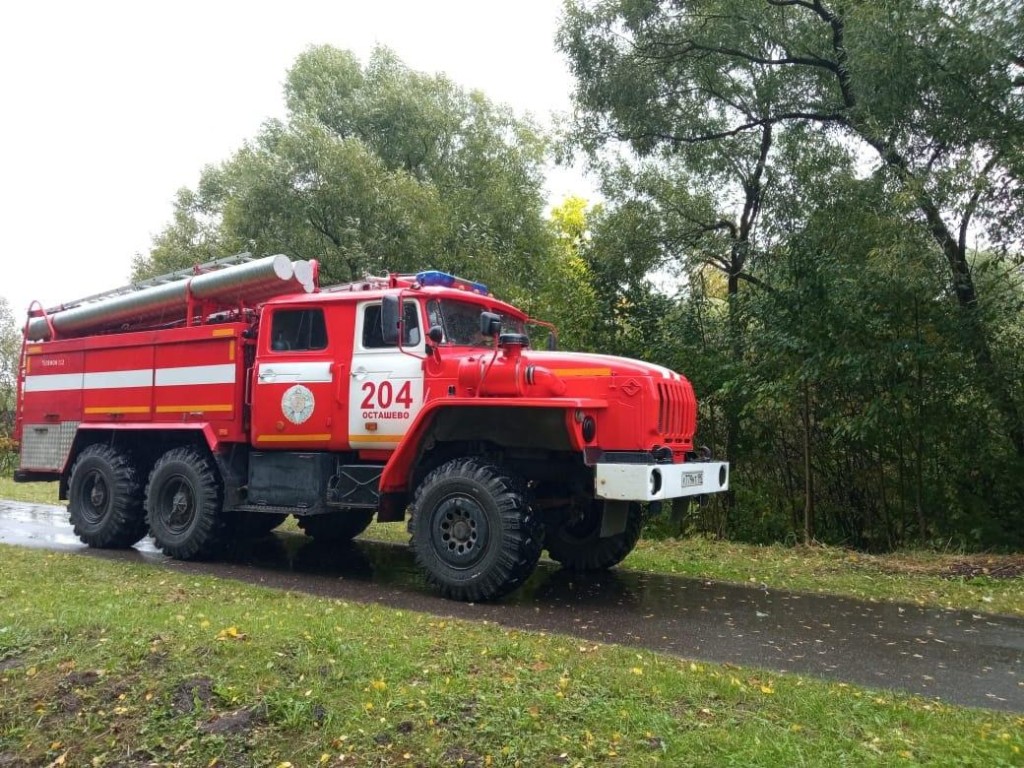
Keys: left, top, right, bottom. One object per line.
{"left": 426, "top": 299, "right": 525, "bottom": 347}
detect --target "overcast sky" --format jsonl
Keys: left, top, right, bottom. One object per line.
{"left": 0, "top": 0, "right": 592, "bottom": 321}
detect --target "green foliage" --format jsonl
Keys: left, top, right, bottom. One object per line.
{"left": 135, "top": 46, "right": 554, "bottom": 303}
{"left": 0, "top": 298, "right": 19, "bottom": 439}
{"left": 530, "top": 196, "right": 601, "bottom": 350}
{"left": 561, "top": 0, "right": 1024, "bottom": 548}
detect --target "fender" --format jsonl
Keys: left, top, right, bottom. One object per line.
{"left": 379, "top": 396, "right": 608, "bottom": 494}
{"left": 70, "top": 422, "right": 224, "bottom": 469}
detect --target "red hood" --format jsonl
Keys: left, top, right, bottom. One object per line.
{"left": 518, "top": 351, "right": 688, "bottom": 382}
{"left": 445, "top": 346, "right": 697, "bottom": 457}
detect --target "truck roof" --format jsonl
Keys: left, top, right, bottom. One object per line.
{"left": 265, "top": 282, "right": 529, "bottom": 321}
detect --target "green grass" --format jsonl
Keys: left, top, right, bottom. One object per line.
{"left": 0, "top": 475, "right": 61, "bottom": 505}
{"left": 3, "top": 476, "right": 1022, "bottom": 616}
{"left": 1, "top": 545, "right": 1021, "bottom": 768}
{"left": 624, "top": 537, "right": 1024, "bottom": 617}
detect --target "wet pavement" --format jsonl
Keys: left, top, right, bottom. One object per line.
{"left": 1, "top": 500, "right": 1021, "bottom": 712}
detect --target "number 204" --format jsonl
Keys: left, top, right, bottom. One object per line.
{"left": 361, "top": 380, "right": 414, "bottom": 410}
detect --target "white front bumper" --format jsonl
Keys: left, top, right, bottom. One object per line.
{"left": 594, "top": 461, "right": 729, "bottom": 501}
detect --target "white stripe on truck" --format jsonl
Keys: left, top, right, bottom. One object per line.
{"left": 83, "top": 368, "right": 153, "bottom": 389}
{"left": 155, "top": 364, "right": 236, "bottom": 387}
{"left": 23, "top": 364, "right": 236, "bottom": 393}
{"left": 22, "top": 372, "right": 85, "bottom": 393}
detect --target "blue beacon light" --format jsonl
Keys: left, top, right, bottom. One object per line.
{"left": 415, "top": 270, "right": 489, "bottom": 295}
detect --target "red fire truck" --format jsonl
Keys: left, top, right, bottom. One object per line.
{"left": 14, "top": 254, "right": 728, "bottom": 601}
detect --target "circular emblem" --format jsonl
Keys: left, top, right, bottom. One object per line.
{"left": 281, "top": 384, "right": 315, "bottom": 425}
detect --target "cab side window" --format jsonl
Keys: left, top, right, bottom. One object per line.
{"left": 362, "top": 302, "right": 421, "bottom": 348}
{"left": 270, "top": 309, "right": 328, "bottom": 352}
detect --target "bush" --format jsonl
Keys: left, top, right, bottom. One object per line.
{"left": 0, "top": 435, "right": 17, "bottom": 477}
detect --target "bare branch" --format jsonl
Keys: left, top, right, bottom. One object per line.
{"left": 639, "top": 38, "right": 840, "bottom": 73}
{"left": 958, "top": 152, "right": 1003, "bottom": 254}
{"left": 736, "top": 270, "right": 776, "bottom": 293}
{"left": 617, "top": 112, "right": 844, "bottom": 146}
{"left": 764, "top": 0, "right": 821, "bottom": 12}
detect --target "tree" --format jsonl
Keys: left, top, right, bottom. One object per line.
{"left": 532, "top": 197, "right": 600, "bottom": 350}
{"left": 0, "top": 297, "right": 20, "bottom": 437}
{"left": 135, "top": 46, "right": 554, "bottom": 303}
{"left": 560, "top": 0, "right": 1024, "bottom": 455}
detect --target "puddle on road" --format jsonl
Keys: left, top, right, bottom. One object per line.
{"left": 0, "top": 500, "right": 782, "bottom": 614}
{"left": 0, "top": 500, "right": 680, "bottom": 606}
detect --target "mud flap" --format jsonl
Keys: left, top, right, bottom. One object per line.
{"left": 599, "top": 500, "right": 630, "bottom": 538}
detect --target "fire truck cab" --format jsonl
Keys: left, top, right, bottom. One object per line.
{"left": 15, "top": 256, "right": 728, "bottom": 601}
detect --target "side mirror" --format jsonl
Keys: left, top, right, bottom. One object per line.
{"left": 480, "top": 311, "right": 502, "bottom": 337}
{"left": 428, "top": 325, "right": 444, "bottom": 344}
{"left": 546, "top": 331, "right": 557, "bottom": 351}
{"left": 381, "top": 295, "right": 400, "bottom": 345}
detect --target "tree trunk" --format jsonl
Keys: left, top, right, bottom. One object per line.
{"left": 722, "top": 268, "right": 742, "bottom": 528}
{"left": 801, "top": 381, "right": 815, "bottom": 544}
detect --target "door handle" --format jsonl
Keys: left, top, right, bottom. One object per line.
{"left": 332, "top": 362, "right": 347, "bottom": 403}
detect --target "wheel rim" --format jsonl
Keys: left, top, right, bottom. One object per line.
{"left": 556, "top": 503, "right": 602, "bottom": 545}
{"left": 78, "top": 469, "right": 110, "bottom": 525}
{"left": 159, "top": 475, "right": 197, "bottom": 535}
{"left": 430, "top": 494, "right": 490, "bottom": 569}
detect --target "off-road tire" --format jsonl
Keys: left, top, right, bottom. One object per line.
{"left": 409, "top": 458, "right": 543, "bottom": 602}
{"left": 545, "top": 501, "right": 644, "bottom": 571}
{"left": 67, "top": 444, "right": 147, "bottom": 548}
{"left": 145, "top": 447, "right": 225, "bottom": 560}
{"left": 297, "top": 510, "right": 374, "bottom": 542}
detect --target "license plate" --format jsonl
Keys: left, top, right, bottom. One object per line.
{"left": 681, "top": 471, "right": 704, "bottom": 489}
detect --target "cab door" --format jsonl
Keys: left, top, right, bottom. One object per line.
{"left": 251, "top": 306, "right": 337, "bottom": 450}
{"left": 348, "top": 299, "right": 426, "bottom": 450}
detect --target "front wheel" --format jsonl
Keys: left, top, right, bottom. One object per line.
{"left": 145, "top": 447, "right": 225, "bottom": 560}
{"left": 67, "top": 444, "right": 147, "bottom": 548}
{"left": 409, "top": 458, "right": 543, "bottom": 602}
{"left": 545, "top": 501, "right": 644, "bottom": 572}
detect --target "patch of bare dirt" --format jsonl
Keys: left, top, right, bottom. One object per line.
{"left": 944, "top": 559, "right": 1024, "bottom": 580}
{"left": 441, "top": 747, "right": 483, "bottom": 767}
{"left": 854, "top": 552, "right": 1024, "bottom": 580}
{"left": 56, "top": 691, "right": 82, "bottom": 714}
{"left": 199, "top": 707, "right": 260, "bottom": 735}
{"left": 63, "top": 670, "right": 100, "bottom": 689}
{"left": 172, "top": 676, "right": 214, "bottom": 714}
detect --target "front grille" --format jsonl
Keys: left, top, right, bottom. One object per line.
{"left": 656, "top": 381, "right": 695, "bottom": 444}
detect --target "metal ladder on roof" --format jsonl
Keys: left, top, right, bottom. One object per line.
{"left": 43, "top": 252, "right": 257, "bottom": 313}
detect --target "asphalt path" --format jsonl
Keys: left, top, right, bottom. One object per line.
{"left": 1, "top": 500, "right": 1021, "bottom": 712}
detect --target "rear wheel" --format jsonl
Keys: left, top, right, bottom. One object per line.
{"left": 297, "top": 509, "right": 374, "bottom": 542}
{"left": 67, "top": 444, "right": 147, "bottom": 548}
{"left": 409, "top": 458, "right": 543, "bottom": 602}
{"left": 227, "top": 512, "right": 287, "bottom": 539}
{"left": 545, "top": 501, "right": 644, "bottom": 571}
{"left": 145, "top": 447, "right": 225, "bottom": 560}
